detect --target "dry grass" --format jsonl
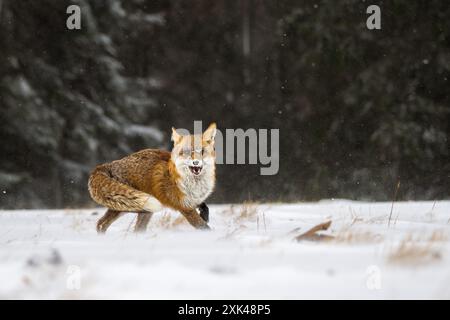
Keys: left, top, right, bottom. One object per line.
{"left": 425, "top": 201, "right": 438, "bottom": 222}
{"left": 235, "top": 201, "right": 259, "bottom": 221}
{"left": 152, "top": 212, "right": 188, "bottom": 229}
{"left": 345, "top": 213, "right": 389, "bottom": 225}
{"left": 292, "top": 219, "right": 384, "bottom": 244}
{"left": 333, "top": 231, "right": 383, "bottom": 244}
{"left": 221, "top": 201, "right": 259, "bottom": 223}
{"left": 294, "top": 221, "right": 334, "bottom": 242}
{"left": 343, "top": 206, "right": 387, "bottom": 226}
{"left": 388, "top": 181, "right": 401, "bottom": 227}
{"left": 122, "top": 214, "right": 137, "bottom": 238}
{"left": 387, "top": 231, "right": 448, "bottom": 266}
{"left": 219, "top": 225, "right": 248, "bottom": 240}
{"left": 256, "top": 212, "right": 267, "bottom": 233}
{"left": 218, "top": 202, "right": 260, "bottom": 239}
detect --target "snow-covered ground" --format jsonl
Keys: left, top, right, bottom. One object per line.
{"left": 0, "top": 200, "right": 449, "bottom": 299}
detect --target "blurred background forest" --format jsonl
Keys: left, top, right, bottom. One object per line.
{"left": 0, "top": 0, "right": 448, "bottom": 209}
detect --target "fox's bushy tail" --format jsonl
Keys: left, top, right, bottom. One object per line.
{"left": 88, "top": 165, "right": 149, "bottom": 212}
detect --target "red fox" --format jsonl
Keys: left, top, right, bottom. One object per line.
{"left": 88, "top": 123, "right": 217, "bottom": 233}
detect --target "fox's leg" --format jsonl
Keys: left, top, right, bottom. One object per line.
{"left": 180, "top": 209, "right": 210, "bottom": 230}
{"left": 97, "top": 209, "right": 123, "bottom": 233}
{"left": 198, "top": 202, "right": 209, "bottom": 222}
{"left": 134, "top": 212, "right": 153, "bottom": 233}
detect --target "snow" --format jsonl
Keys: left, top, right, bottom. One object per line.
{"left": 0, "top": 200, "right": 449, "bottom": 299}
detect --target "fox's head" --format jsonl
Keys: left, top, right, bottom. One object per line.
{"left": 171, "top": 123, "right": 217, "bottom": 177}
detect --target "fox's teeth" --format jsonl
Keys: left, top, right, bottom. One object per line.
{"left": 189, "top": 166, "right": 202, "bottom": 175}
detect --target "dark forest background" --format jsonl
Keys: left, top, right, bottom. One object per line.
{"left": 0, "top": 0, "right": 448, "bottom": 209}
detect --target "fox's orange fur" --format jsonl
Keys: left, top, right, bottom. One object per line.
{"left": 88, "top": 123, "right": 217, "bottom": 233}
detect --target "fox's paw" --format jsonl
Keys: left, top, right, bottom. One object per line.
{"left": 96, "top": 222, "right": 106, "bottom": 234}
{"left": 198, "top": 202, "right": 209, "bottom": 223}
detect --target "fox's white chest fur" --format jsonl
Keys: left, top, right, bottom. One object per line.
{"left": 178, "top": 171, "right": 215, "bottom": 209}
{"left": 142, "top": 169, "right": 215, "bottom": 212}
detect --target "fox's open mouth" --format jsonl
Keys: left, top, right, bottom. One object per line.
{"left": 189, "top": 166, "right": 202, "bottom": 175}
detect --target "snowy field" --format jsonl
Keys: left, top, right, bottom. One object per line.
{"left": 0, "top": 200, "right": 449, "bottom": 299}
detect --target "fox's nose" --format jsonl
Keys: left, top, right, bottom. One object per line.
{"left": 192, "top": 160, "right": 200, "bottom": 166}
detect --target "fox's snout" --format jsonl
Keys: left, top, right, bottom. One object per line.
{"left": 188, "top": 159, "right": 203, "bottom": 175}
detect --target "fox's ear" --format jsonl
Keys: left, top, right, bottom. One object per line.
{"left": 203, "top": 122, "right": 217, "bottom": 143}
{"left": 171, "top": 127, "right": 182, "bottom": 144}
